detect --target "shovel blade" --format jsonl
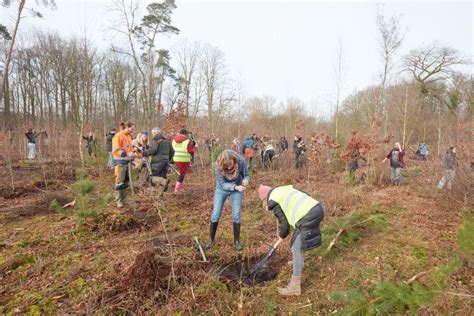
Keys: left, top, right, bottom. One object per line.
{"left": 248, "top": 247, "right": 276, "bottom": 276}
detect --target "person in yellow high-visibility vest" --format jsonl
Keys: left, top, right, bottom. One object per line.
{"left": 258, "top": 184, "right": 324, "bottom": 296}
{"left": 112, "top": 122, "right": 136, "bottom": 208}
{"left": 172, "top": 129, "right": 197, "bottom": 193}
{"left": 262, "top": 136, "right": 276, "bottom": 168}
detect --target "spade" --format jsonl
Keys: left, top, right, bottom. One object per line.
{"left": 247, "top": 238, "right": 283, "bottom": 276}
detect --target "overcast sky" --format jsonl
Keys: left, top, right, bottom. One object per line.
{"left": 2, "top": 0, "right": 472, "bottom": 117}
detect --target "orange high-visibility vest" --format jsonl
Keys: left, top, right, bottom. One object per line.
{"left": 112, "top": 130, "right": 133, "bottom": 163}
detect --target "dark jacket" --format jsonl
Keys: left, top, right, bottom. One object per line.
{"left": 25, "top": 131, "right": 36, "bottom": 144}
{"left": 105, "top": 132, "right": 116, "bottom": 152}
{"left": 386, "top": 148, "right": 405, "bottom": 168}
{"left": 444, "top": 150, "right": 456, "bottom": 170}
{"left": 279, "top": 138, "right": 289, "bottom": 152}
{"left": 293, "top": 138, "right": 303, "bottom": 154}
{"left": 144, "top": 133, "right": 174, "bottom": 163}
{"left": 213, "top": 152, "right": 250, "bottom": 191}
{"left": 267, "top": 188, "right": 324, "bottom": 251}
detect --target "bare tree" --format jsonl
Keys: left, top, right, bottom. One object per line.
{"left": 404, "top": 44, "right": 465, "bottom": 94}
{"left": 333, "top": 37, "right": 347, "bottom": 141}
{"left": 403, "top": 43, "right": 466, "bottom": 146}
{"left": 172, "top": 39, "right": 201, "bottom": 117}
{"left": 110, "top": 0, "right": 179, "bottom": 127}
{"left": 200, "top": 43, "right": 227, "bottom": 133}
{"left": 376, "top": 8, "right": 403, "bottom": 131}
{"left": 0, "top": 0, "right": 56, "bottom": 121}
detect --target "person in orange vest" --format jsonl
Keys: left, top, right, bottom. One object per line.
{"left": 172, "top": 129, "right": 197, "bottom": 193}
{"left": 112, "top": 121, "right": 136, "bottom": 208}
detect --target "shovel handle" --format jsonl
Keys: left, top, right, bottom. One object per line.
{"left": 273, "top": 238, "right": 283, "bottom": 249}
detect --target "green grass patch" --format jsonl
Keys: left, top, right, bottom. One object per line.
{"left": 48, "top": 199, "right": 63, "bottom": 213}
{"left": 1, "top": 253, "right": 35, "bottom": 272}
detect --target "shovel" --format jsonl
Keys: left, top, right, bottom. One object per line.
{"left": 247, "top": 238, "right": 283, "bottom": 276}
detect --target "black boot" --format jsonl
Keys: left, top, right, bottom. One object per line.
{"left": 206, "top": 222, "right": 218, "bottom": 249}
{"left": 233, "top": 222, "right": 242, "bottom": 251}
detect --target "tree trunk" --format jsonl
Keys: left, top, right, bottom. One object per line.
{"left": 0, "top": 0, "right": 25, "bottom": 103}
{"left": 402, "top": 86, "right": 408, "bottom": 145}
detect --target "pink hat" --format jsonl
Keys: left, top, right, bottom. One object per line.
{"left": 258, "top": 185, "right": 272, "bottom": 201}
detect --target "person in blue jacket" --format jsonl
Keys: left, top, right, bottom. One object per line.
{"left": 416, "top": 142, "right": 427, "bottom": 160}
{"left": 241, "top": 134, "right": 257, "bottom": 170}
{"left": 206, "top": 150, "right": 250, "bottom": 251}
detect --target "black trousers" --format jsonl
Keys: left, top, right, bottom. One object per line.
{"left": 151, "top": 160, "right": 169, "bottom": 178}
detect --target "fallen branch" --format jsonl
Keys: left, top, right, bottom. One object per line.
{"left": 63, "top": 200, "right": 76, "bottom": 208}
{"left": 193, "top": 236, "right": 207, "bottom": 262}
{"left": 327, "top": 228, "right": 345, "bottom": 251}
{"left": 405, "top": 271, "right": 428, "bottom": 284}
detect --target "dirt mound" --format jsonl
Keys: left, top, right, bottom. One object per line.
{"left": 122, "top": 248, "right": 171, "bottom": 296}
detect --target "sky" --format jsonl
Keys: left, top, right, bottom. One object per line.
{"left": 2, "top": 0, "right": 473, "bottom": 117}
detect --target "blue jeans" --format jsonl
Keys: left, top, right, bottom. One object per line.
{"left": 211, "top": 186, "right": 243, "bottom": 223}
{"left": 291, "top": 232, "right": 303, "bottom": 277}
{"left": 391, "top": 167, "right": 401, "bottom": 185}
{"left": 28, "top": 143, "right": 36, "bottom": 160}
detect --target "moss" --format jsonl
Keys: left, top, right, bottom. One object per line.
{"left": 1, "top": 253, "right": 35, "bottom": 272}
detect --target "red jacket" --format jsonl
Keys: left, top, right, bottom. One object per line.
{"left": 174, "top": 134, "right": 197, "bottom": 154}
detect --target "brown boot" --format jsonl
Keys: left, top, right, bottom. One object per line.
{"left": 277, "top": 276, "right": 301, "bottom": 296}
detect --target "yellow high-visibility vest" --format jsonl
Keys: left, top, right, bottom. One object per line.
{"left": 269, "top": 185, "right": 319, "bottom": 227}
{"left": 264, "top": 142, "right": 274, "bottom": 151}
{"left": 172, "top": 139, "right": 191, "bottom": 162}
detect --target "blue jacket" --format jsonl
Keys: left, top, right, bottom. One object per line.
{"left": 241, "top": 138, "right": 254, "bottom": 152}
{"left": 420, "top": 143, "right": 427, "bottom": 155}
{"left": 213, "top": 153, "right": 250, "bottom": 191}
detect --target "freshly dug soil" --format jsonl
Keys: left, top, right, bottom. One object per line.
{"left": 122, "top": 248, "right": 171, "bottom": 295}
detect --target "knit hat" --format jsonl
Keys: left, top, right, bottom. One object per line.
{"left": 258, "top": 185, "right": 272, "bottom": 201}
{"left": 179, "top": 129, "right": 188, "bottom": 135}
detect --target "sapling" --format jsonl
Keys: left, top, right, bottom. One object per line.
{"left": 72, "top": 177, "right": 96, "bottom": 217}
{"left": 5, "top": 155, "right": 15, "bottom": 191}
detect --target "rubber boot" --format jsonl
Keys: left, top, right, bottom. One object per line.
{"left": 157, "top": 177, "right": 167, "bottom": 197}
{"left": 174, "top": 181, "right": 183, "bottom": 193}
{"left": 205, "top": 222, "right": 219, "bottom": 249}
{"left": 233, "top": 222, "right": 242, "bottom": 251}
{"left": 115, "top": 190, "right": 125, "bottom": 208}
{"left": 277, "top": 276, "right": 301, "bottom": 296}
{"left": 152, "top": 177, "right": 166, "bottom": 197}
{"left": 162, "top": 178, "right": 170, "bottom": 192}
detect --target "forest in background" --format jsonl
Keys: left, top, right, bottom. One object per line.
{"left": 0, "top": 1, "right": 472, "bottom": 314}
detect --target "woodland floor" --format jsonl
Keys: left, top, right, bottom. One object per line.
{"left": 0, "top": 153, "right": 472, "bottom": 314}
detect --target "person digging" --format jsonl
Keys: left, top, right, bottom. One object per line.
{"left": 258, "top": 184, "right": 324, "bottom": 296}
{"left": 143, "top": 127, "right": 174, "bottom": 197}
